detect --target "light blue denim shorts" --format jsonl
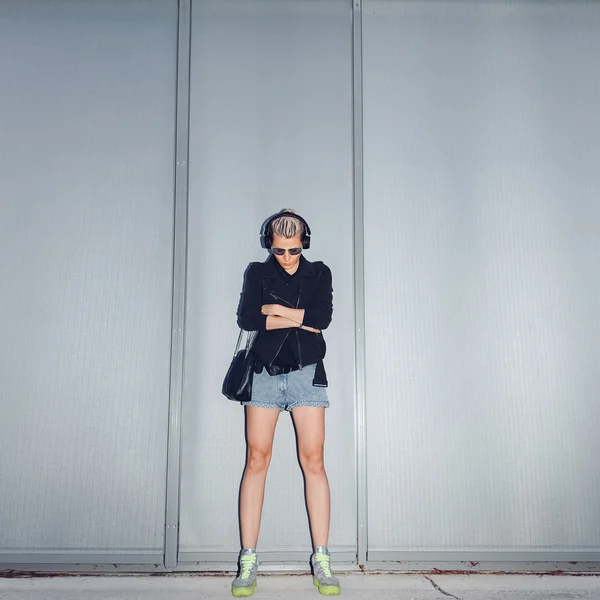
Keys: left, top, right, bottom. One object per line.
{"left": 246, "top": 363, "right": 329, "bottom": 411}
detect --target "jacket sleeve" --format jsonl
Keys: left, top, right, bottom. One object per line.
{"left": 302, "top": 264, "right": 333, "bottom": 330}
{"left": 237, "top": 263, "right": 268, "bottom": 331}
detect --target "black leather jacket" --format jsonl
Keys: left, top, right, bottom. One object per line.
{"left": 237, "top": 254, "right": 333, "bottom": 386}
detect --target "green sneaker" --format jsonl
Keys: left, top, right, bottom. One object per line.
{"left": 311, "top": 546, "right": 341, "bottom": 595}
{"left": 231, "top": 550, "right": 258, "bottom": 597}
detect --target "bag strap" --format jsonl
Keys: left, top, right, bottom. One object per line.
{"left": 245, "top": 330, "right": 258, "bottom": 356}
{"left": 233, "top": 329, "right": 258, "bottom": 358}
{"left": 233, "top": 328, "right": 244, "bottom": 357}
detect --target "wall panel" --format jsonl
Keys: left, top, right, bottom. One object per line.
{"left": 180, "top": 0, "right": 355, "bottom": 559}
{"left": 0, "top": 0, "right": 178, "bottom": 555}
{"left": 363, "top": 0, "right": 600, "bottom": 554}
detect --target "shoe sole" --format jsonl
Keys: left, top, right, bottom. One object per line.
{"left": 232, "top": 581, "right": 257, "bottom": 597}
{"left": 313, "top": 577, "right": 341, "bottom": 595}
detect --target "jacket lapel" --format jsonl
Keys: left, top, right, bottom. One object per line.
{"left": 262, "top": 254, "right": 314, "bottom": 278}
{"left": 262, "top": 254, "right": 315, "bottom": 308}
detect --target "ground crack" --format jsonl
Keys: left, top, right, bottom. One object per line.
{"left": 424, "top": 575, "right": 463, "bottom": 600}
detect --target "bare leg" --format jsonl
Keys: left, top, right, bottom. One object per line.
{"left": 239, "top": 406, "right": 280, "bottom": 549}
{"left": 291, "top": 406, "right": 330, "bottom": 548}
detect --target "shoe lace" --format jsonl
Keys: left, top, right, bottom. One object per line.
{"left": 240, "top": 554, "right": 255, "bottom": 579}
{"left": 315, "top": 552, "right": 332, "bottom": 578}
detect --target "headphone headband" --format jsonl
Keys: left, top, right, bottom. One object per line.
{"left": 260, "top": 211, "right": 312, "bottom": 250}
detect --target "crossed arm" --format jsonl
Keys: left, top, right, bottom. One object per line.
{"left": 261, "top": 304, "right": 320, "bottom": 333}
{"left": 237, "top": 263, "right": 332, "bottom": 334}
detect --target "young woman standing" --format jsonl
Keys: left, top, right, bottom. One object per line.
{"left": 232, "top": 210, "right": 340, "bottom": 596}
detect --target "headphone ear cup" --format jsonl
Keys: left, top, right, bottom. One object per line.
{"left": 303, "top": 236, "right": 310, "bottom": 250}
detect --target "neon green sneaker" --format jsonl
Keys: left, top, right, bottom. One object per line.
{"left": 231, "top": 550, "right": 258, "bottom": 597}
{"left": 311, "top": 546, "right": 341, "bottom": 595}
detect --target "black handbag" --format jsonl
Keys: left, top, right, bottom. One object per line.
{"left": 222, "top": 329, "right": 259, "bottom": 402}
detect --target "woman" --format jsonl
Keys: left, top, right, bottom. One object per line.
{"left": 232, "top": 210, "right": 340, "bottom": 597}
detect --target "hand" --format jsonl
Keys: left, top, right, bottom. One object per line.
{"left": 300, "top": 325, "right": 321, "bottom": 334}
{"left": 261, "top": 304, "right": 282, "bottom": 316}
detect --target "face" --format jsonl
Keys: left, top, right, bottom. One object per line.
{"left": 271, "top": 234, "right": 303, "bottom": 271}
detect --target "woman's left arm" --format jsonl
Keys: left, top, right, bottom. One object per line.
{"left": 261, "top": 264, "right": 333, "bottom": 329}
{"left": 267, "top": 265, "right": 332, "bottom": 330}
{"left": 262, "top": 304, "right": 305, "bottom": 325}
{"left": 301, "top": 265, "right": 333, "bottom": 330}
{"left": 261, "top": 307, "right": 321, "bottom": 334}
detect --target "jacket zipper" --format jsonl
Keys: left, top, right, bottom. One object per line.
{"left": 296, "top": 282, "right": 303, "bottom": 368}
{"left": 269, "top": 291, "right": 292, "bottom": 366}
{"left": 270, "top": 291, "right": 294, "bottom": 307}
{"left": 269, "top": 290, "right": 303, "bottom": 368}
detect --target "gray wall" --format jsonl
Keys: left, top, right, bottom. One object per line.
{"left": 179, "top": 0, "right": 355, "bottom": 562}
{"left": 1, "top": 0, "right": 599, "bottom": 570}
{"left": 363, "top": 0, "right": 600, "bottom": 559}
{"left": 0, "top": 0, "right": 178, "bottom": 558}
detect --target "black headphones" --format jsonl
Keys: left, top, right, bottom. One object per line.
{"left": 260, "top": 211, "right": 312, "bottom": 250}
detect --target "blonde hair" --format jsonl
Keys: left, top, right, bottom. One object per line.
{"left": 270, "top": 208, "right": 304, "bottom": 239}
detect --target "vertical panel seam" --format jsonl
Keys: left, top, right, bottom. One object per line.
{"left": 352, "top": 0, "right": 368, "bottom": 568}
{"left": 164, "top": 0, "right": 192, "bottom": 571}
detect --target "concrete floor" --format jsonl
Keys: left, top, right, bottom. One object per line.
{"left": 1, "top": 573, "right": 600, "bottom": 600}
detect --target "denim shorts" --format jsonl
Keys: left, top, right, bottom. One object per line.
{"left": 246, "top": 363, "right": 329, "bottom": 411}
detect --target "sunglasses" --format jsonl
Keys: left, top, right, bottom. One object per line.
{"left": 271, "top": 247, "right": 303, "bottom": 256}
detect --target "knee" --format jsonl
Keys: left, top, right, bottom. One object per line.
{"left": 246, "top": 448, "right": 271, "bottom": 475}
{"left": 300, "top": 449, "right": 325, "bottom": 477}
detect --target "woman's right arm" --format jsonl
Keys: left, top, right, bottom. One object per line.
{"left": 237, "top": 263, "right": 268, "bottom": 331}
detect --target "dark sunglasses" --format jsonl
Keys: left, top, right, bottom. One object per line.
{"left": 271, "top": 247, "right": 303, "bottom": 256}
